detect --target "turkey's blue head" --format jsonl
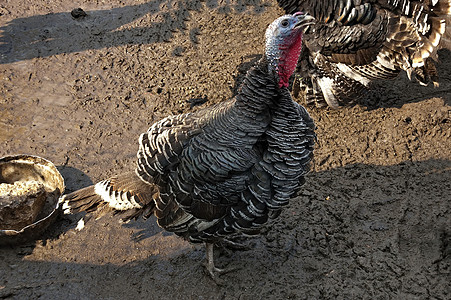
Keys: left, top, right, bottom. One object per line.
{"left": 265, "top": 13, "right": 314, "bottom": 88}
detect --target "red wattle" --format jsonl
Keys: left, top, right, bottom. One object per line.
{"left": 278, "top": 32, "right": 303, "bottom": 88}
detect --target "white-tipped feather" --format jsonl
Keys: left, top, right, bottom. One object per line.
{"left": 93, "top": 180, "right": 142, "bottom": 211}
{"left": 336, "top": 63, "right": 371, "bottom": 86}
{"left": 62, "top": 200, "right": 72, "bottom": 214}
{"left": 316, "top": 77, "right": 339, "bottom": 108}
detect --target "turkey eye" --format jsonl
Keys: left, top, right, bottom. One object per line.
{"left": 281, "top": 20, "right": 289, "bottom": 27}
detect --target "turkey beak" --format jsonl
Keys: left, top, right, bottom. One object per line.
{"left": 293, "top": 13, "right": 315, "bottom": 32}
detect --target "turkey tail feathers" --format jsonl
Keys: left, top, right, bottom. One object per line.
{"left": 61, "top": 185, "right": 101, "bottom": 214}
{"left": 60, "top": 171, "right": 157, "bottom": 221}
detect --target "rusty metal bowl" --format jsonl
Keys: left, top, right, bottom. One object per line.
{"left": 0, "top": 155, "right": 64, "bottom": 245}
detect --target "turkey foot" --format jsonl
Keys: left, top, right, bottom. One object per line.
{"left": 203, "top": 242, "right": 239, "bottom": 285}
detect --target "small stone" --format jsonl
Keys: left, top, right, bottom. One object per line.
{"left": 71, "top": 8, "right": 87, "bottom": 19}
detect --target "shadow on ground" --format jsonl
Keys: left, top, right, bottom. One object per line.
{"left": 1, "top": 159, "right": 449, "bottom": 299}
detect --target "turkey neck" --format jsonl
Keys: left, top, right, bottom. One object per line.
{"left": 233, "top": 56, "right": 285, "bottom": 120}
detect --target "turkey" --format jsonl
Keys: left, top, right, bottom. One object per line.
{"left": 60, "top": 13, "right": 316, "bottom": 283}
{"left": 276, "top": 0, "right": 451, "bottom": 108}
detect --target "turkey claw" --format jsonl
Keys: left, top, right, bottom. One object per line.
{"left": 203, "top": 263, "right": 239, "bottom": 285}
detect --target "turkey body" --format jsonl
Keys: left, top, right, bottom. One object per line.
{"left": 61, "top": 13, "right": 316, "bottom": 282}
{"left": 134, "top": 60, "right": 315, "bottom": 244}
{"left": 277, "top": 0, "right": 451, "bottom": 107}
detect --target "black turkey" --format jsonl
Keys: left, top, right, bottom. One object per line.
{"left": 277, "top": 0, "right": 451, "bottom": 107}
{"left": 60, "top": 13, "right": 316, "bottom": 283}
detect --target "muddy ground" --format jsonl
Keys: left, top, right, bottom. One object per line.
{"left": 0, "top": 0, "right": 450, "bottom": 299}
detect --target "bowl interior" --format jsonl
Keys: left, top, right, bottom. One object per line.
{"left": 0, "top": 156, "right": 63, "bottom": 194}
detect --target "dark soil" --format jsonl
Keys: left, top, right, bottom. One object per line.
{"left": 1, "top": 0, "right": 450, "bottom": 299}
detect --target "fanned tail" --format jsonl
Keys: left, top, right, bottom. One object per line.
{"left": 60, "top": 171, "right": 158, "bottom": 222}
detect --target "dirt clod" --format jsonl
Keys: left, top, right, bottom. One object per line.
{"left": 70, "top": 8, "right": 87, "bottom": 19}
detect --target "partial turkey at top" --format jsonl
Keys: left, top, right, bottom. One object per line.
{"left": 277, "top": 0, "right": 451, "bottom": 108}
